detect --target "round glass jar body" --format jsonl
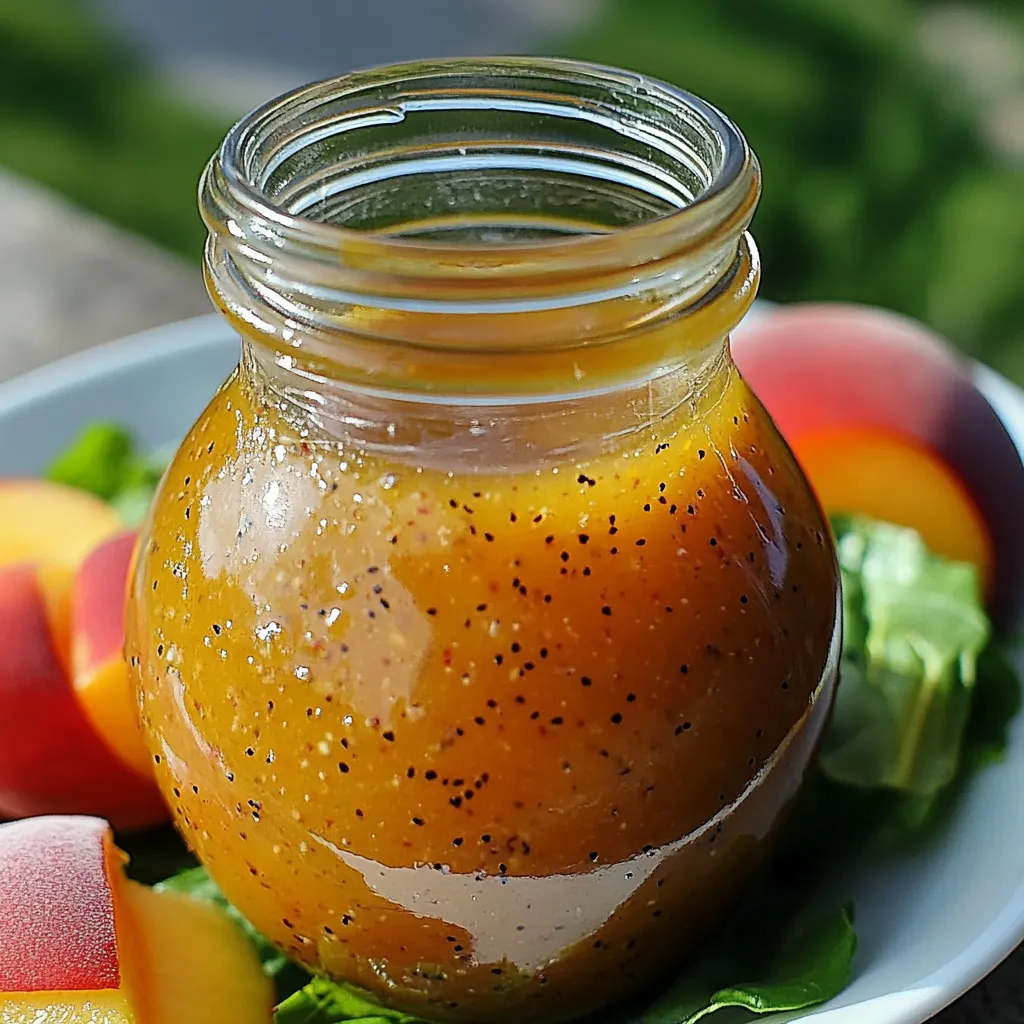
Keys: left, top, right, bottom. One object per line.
{"left": 126, "top": 58, "right": 840, "bottom": 1024}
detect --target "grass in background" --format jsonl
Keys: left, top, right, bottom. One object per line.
{"left": 2, "top": 0, "right": 1024, "bottom": 382}
{"left": 0, "top": 0, "right": 228, "bottom": 261}
{"left": 557, "top": 0, "right": 1024, "bottom": 382}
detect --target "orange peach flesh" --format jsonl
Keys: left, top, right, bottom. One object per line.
{"left": 0, "top": 481, "right": 122, "bottom": 571}
{"left": 0, "top": 483, "right": 165, "bottom": 825}
{"left": 120, "top": 882, "right": 273, "bottom": 1024}
{"left": 0, "top": 816, "right": 272, "bottom": 1024}
{"left": 0, "top": 566, "right": 167, "bottom": 830}
{"left": 731, "top": 302, "right": 1024, "bottom": 624}
{"left": 0, "top": 994, "right": 131, "bottom": 1022}
{"left": 72, "top": 533, "right": 153, "bottom": 779}
{"left": 73, "top": 655, "right": 155, "bottom": 779}
{"left": 36, "top": 562, "right": 75, "bottom": 678}
{"left": 795, "top": 427, "right": 993, "bottom": 589}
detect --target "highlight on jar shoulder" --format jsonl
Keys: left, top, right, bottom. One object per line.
{"left": 125, "top": 57, "right": 841, "bottom": 1024}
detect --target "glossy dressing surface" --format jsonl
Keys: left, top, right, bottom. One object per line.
{"left": 128, "top": 343, "right": 839, "bottom": 1022}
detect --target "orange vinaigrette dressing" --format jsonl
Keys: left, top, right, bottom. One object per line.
{"left": 129, "top": 345, "right": 837, "bottom": 1022}
{"left": 127, "top": 58, "right": 840, "bottom": 1024}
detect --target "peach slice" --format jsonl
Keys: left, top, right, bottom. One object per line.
{"left": 0, "top": 565, "right": 167, "bottom": 830}
{"left": 0, "top": 480, "right": 122, "bottom": 571}
{"left": 732, "top": 302, "right": 1024, "bottom": 624}
{"left": 0, "top": 816, "right": 273, "bottom": 1024}
{"left": 0, "top": 816, "right": 129, "bottom": 1020}
{"left": 122, "top": 882, "right": 274, "bottom": 1024}
{"left": 792, "top": 427, "right": 993, "bottom": 586}
{"left": 72, "top": 532, "right": 154, "bottom": 779}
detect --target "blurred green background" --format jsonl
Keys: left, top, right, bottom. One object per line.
{"left": 3, "top": 0, "right": 1024, "bottom": 379}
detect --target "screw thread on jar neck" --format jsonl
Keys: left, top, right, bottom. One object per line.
{"left": 201, "top": 57, "right": 761, "bottom": 400}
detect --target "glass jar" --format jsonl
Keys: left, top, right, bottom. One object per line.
{"left": 127, "top": 58, "right": 840, "bottom": 1024}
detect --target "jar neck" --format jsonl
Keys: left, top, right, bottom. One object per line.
{"left": 202, "top": 57, "right": 760, "bottom": 402}
{"left": 242, "top": 334, "right": 735, "bottom": 473}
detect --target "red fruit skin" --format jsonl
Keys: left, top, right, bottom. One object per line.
{"left": 732, "top": 302, "right": 1024, "bottom": 626}
{"left": 73, "top": 532, "right": 138, "bottom": 673}
{"left": 0, "top": 815, "right": 119, "bottom": 992}
{"left": 0, "top": 565, "right": 166, "bottom": 830}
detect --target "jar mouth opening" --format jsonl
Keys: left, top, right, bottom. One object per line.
{"left": 210, "top": 56, "right": 759, "bottom": 275}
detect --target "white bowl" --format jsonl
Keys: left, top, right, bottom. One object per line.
{"left": 0, "top": 313, "right": 1020, "bottom": 1024}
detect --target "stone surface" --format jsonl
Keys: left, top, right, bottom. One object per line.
{"left": 0, "top": 171, "right": 209, "bottom": 382}
{"left": 952, "top": 951, "right": 1024, "bottom": 1023}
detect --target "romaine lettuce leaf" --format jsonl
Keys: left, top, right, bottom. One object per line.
{"left": 628, "top": 903, "right": 856, "bottom": 1024}
{"left": 822, "top": 517, "right": 990, "bottom": 795}
{"left": 276, "top": 979, "right": 429, "bottom": 1024}
{"left": 46, "top": 421, "right": 169, "bottom": 526}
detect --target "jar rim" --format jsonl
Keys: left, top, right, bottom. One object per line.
{"left": 209, "top": 55, "right": 759, "bottom": 275}
{"left": 202, "top": 56, "right": 761, "bottom": 397}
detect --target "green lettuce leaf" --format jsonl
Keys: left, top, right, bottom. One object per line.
{"left": 276, "top": 979, "right": 429, "bottom": 1024}
{"left": 47, "top": 422, "right": 135, "bottom": 500}
{"left": 879, "top": 638, "right": 1024, "bottom": 846}
{"left": 46, "top": 421, "right": 169, "bottom": 526}
{"left": 962, "top": 641, "right": 1024, "bottom": 771}
{"left": 821, "top": 516, "right": 990, "bottom": 795}
{"left": 631, "top": 903, "right": 856, "bottom": 1024}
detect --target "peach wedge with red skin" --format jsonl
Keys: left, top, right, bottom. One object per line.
{"left": 0, "top": 479, "right": 165, "bottom": 828}
{"left": 0, "top": 815, "right": 274, "bottom": 1024}
{"left": 0, "top": 564, "right": 167, "bottom": 830}
{"left": 72, "top": 531, "right": 156, "bottom": 780}
{"left": 732, "top": 302, "right": 1024, "bottom": 625}
{"left": 0, "top": 479, "right": 123, "bottom": 570}
{"left": 0, "top": 480, "right": 124, "bottom": 679}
